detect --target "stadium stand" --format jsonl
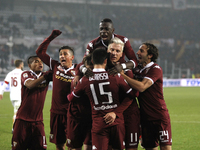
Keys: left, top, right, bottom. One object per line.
{"left": 0, "top": 0, "right": 200, "bottom": 78}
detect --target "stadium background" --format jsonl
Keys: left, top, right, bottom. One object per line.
{"left": 0, "top": 0, "right": 200, "bottom": 80}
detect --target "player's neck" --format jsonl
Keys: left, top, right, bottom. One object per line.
{"left": 16, "top": 67, "right": 22, "bottom": 70}
{"left": 94, "top": 64, "right": 105, "bottom": 69}
{"left": 63, "top": 62, "right": 73, "bottom": 69}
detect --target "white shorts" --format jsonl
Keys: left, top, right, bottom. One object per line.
{"left": 11, "top": 100, "right": 21, "bottom": 114}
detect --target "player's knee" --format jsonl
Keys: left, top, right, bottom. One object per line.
{"left": 56, "top": 143, "right": 65, "bottom": 150}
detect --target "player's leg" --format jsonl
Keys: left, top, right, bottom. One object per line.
{"left": 124, "top": 106, "right": 140, "bottom": 150}
{"left": 83, "top": 119, "right": 92, "bottom": 150}
{"left": 11, "top": 100, "right": 21, "bottom": 132}
{"left": 50, "top": 113, "right": 68, "bottom": 150}
{"left": 145, "top": 147, "right": 158, "bottom": 150}
{"left": 159, "top": 119, "right": 172, "bottom": 150}
{"left": 31, "top": 121, "right": 47, "bottom": 150}
{"left": 83, "top": 144, "right": 91, "bottom": 150}
{"left": 12, "top": 120, "right": 30, "bottom": 150}
{"left": 140, "top": 120, "right": 159, "bottom": 149}
{"left": 110, "top": 123, "right": 125, "bottom": 150}
{"left": 92, "top": 128, "right": 110, "bottom": 150}
{"left": 160, "top": 145, "right": 172, "bottom": 150}
{"left": 56, "top": 144, "right": 66, "bottom": 150}
{"left": 68, "top": 147, "right": 81, "bottom": 150}
{"left": 66, "top": 117, "right": 84, "bottom": 150}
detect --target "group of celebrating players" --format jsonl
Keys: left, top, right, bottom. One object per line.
{"left": 2, "top": 18, "right": 172, "bottom": 150}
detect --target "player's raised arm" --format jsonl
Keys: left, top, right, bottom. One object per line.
{"left": 36, "top": 30, "right": 62, "bottom": 66}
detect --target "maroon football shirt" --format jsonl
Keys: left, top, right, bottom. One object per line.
{"left": 86, "top": 34, "right": 137, "bottom": 65}
{"left": 36, "top": 38, "right": 77, "bottom": 115}
{"left": 69, "top": 69, "right": 137, "bottom": 132}
{"left": 16, "top": 70, "right": 50, "bottom": 121}
{"left": 75, "top": 34, "right": 138, "bottom": 76}
{"left": 138, "top": 62, "right": 170, "bottom": 122}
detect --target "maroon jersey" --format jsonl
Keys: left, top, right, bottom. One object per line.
{"left": 68, "top": 69, "right": 138, "bottom": 132}
{"left": 75, "top": 34, "right": 138, "bottom": 76}
{"left": 138, "top": 62, "right": 170, "bottom": 122}
{"left": 16, "top": 70, "right": 50, "bottom": 122}
{"left": 50, "top": 61, "right": 76, "bottom": 114}
{"left": 86, "top": 34, "right": 137, "bottom": 65}
{"left": 118, "top": 69, "right": 139, "bottom": 117}
{"left": 36, "top": 38, "right": 77, "bottom": 114}
{"left": 68, "top": 79, "right": 91, "bottom": 120}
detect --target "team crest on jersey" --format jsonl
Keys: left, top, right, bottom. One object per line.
{"left": 23, "top": 73, "right": 28, "bottom": 78}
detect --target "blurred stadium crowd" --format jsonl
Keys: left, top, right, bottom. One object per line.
{"left": 0, "top": 0, "right": 200, "bottom": 78}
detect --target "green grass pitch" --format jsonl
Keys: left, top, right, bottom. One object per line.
{"left": 0, "top": 87, "right": 200, "bottom": 150}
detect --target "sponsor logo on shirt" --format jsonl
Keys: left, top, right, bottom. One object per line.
{"left": 55, "top": 70, "right": 74, "bottom": 82}
{"left": 93, "top": 104, "right": 117, "bottom": 110}
{"left": 89, "top": 73, "right": 108, "bottom": 81}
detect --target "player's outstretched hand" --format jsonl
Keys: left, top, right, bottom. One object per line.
{"left": 109, "top": 63, "right": 123, "bottom": 75}
{"left": 72, "top": 75, "right": 81, "bottom": 87}
{"left": 43, "top": 69, "right": 53, "bottom": 80}
{"left": 103, "top": 112, "right": 116, "bottom": 125}
{"left": 48, "top": 30, "right": 62, "bottom": 41}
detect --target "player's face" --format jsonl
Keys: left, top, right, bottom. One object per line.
{"left": 59, "top": 49, "right": 74, "bottom": 68}
{"left": 107, "top": 43, "right": 123, "bottom": 63}
{"left": 99, "top": 22, "right": 114, "bottom": 43}
{"left": 137, "top": 44, "right": 151, "bottom": 66}
{"left": 29, "top": 57, "right": 43, "bottom": 74}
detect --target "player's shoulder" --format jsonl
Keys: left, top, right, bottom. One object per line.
{"left": 22, "top": 70, "right": 30, "bottom": 74}
{"left": 79, "top": 76, "right": 89, "bottom": 84}
{"left": 114, "top": 34, "right": 129, "bottom": 42}
{"left": 109, "top": 73, "right": 122, "bottom": 81}
{"left": 52, "top": 59, "right": 60, "bottom": 66}
{"left": 151, "top": 63, "right": 162, "bottom": 70}
{"left": 114, "top": 33, "right": 125, "bottom": 38}
{"left": 87, "top": 37, "right": 101, "bottom": 49}
{"left": 21, "top": 70, "right": 31, "bottom": 78}
{"left": 145, "top": 63, "right": 162, "bottom": 76}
